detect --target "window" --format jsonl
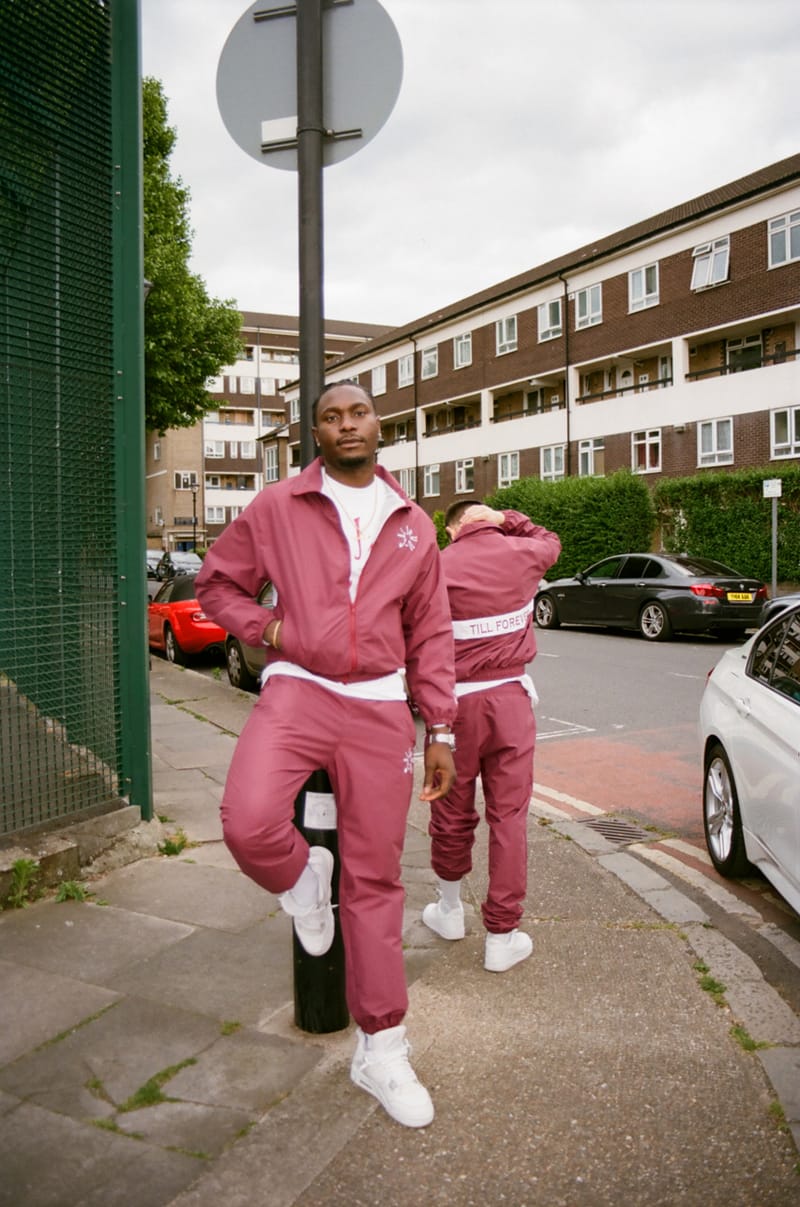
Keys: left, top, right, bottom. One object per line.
{"left": 154, "top": 505, "right": 163, "bottom": 525}
{"left": 206, "top": 376, "right": 223, "bottom": 393}
{"left": 206, "top": 506, "right": 225, "bottom": 524}
{"left": 632, "top": 429, "right": 661, "bottom": 473}
{"left": 540, "top": 445, "right": 565, "bottom": 482}
{"left": 228, "top": 442, "right": 238, "bottom": 459}
{"left": 768, "top": 210, "right": 800, "bottom": 267}
{"left": 691, "top": 236, "right": 730, "bottom": 289}
{"left": 575, "top": 284, "right": 602, "bottom": 329}
{"left": 698, "top": 418, "right": 733, "bottom": 466}
{"left": 397, "top": 467, "right": 415, "bottom": 496}
{"left": 398, "top": 353, "right": 414, "bottom": 388}
{"left": 206, "top": 475, "right": 220, "bottom": 488}
{"left": 238, "top": 346, "right": 254, "bottom": 361}
{"left": 227, "top": 377, "right": 238, "bottom": 394}
{"left": 455, "top": 459, "right": 474, "bottom": 493}
{"left": 496, "top": 315, "right": 518, "bottom": 354}
{"left": 264, "top": 445, "right": 279, "bottom": 483}
{"left": 240, "top": 441, "right": 256, "bottom": 459}
{"left": 423, "top": 464, "right": 440, "bottom": 497}
{"left": 174, "top": 470, "right": 199, "bottom": 489}
{"left": 579, "top": 438, "right": 605, "bottom": 477}
{"left": 527, "top": 389, "right": 563, "bottom": 414}
{"left": 152, "top": 440, "right": 161, "bottom": 461}
{"left": 371, "top": 364, "right": 387, "bottom": 395}
{"left": 205, "top": 441, "right": 224, "bottom": 459}
{"left": 454, "top": 332, "right": 472, "bottom": 368}
{"left": 772, "top": 405, "right": 800, "bottom": 458}
{"left": 537, "top": 299, "right": 562, "bottom": 342}
{"left": 289, "top": 398, "right": 300, "bottom": 423}
{"left": 260, "top": 377, "right": 276, "bottom": 395}
{"left": 498, "top": 451, "right": 519, "bottom": 488}
{"left": 421, "top": 346, "right": 438, "bottom": 379}
{"left": 394, "top": 420, "right": 408, "bottom": 443}
{"left": 240, "top": 376, "right": 256, "bottom": 394}
{"left": 629, "top": 263, "right": 659, "bottom": 311}
{"left": 727, "top": 334, "right": 762, "bottom": 372}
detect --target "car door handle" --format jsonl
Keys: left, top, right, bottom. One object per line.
{"left": 734, "top": 696, "right": 751, "bottom": 718}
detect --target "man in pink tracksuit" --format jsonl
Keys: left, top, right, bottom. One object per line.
{"left": 423, "top": 502, "right": 561, "bottom": 972}
{"left": 195, "top": 382, "right": 457, "bottom": 1129}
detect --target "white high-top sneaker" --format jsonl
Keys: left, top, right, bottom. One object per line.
{"left": 484, "top": 928, "right": 533, "bottom": 972}
{"left": 422, "top": 897, "right": 465, "bottom": 940}
{"left": 350, "top": 1025, "right": 434, "bottom": 1128}
{"left": 278, "top": 847, "right": 334, "bottom": 956}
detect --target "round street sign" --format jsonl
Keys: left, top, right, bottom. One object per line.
{"left": 217, "top": 0, "right": 403, "bottom": 172}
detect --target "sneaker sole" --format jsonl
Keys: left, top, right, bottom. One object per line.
{"left": 351, "top": 1068, "right": 434, "bottom": 1128}
{"left": 484, "top": 939, "right": 533, "bottom": 973}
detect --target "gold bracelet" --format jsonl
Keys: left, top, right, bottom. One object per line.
{"left": 271, "top": 619, "right": 282, "bottom": 649}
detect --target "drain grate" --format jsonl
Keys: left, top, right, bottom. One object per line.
{"left": 579, "top": 817, "right": 654, "bottom": 845}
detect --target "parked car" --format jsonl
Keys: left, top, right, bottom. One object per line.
{"left": 156, "top": 551, "right": 203, "bottom": 581}
{"left": 759, "top": 591, "right": 800, "bottom": 628}
{"left": 225, "top": 581, "right": 276, "bottom": 691}
{"left": 148, "top": 573, "right": 226, "bottom": 665}
{"left": 533, "top": 553, "right": 767, "bottom": 642}
{"left": 699, "top": 601, "right": 800, "bottom": 915}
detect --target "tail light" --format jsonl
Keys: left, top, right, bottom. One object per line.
{"left": 755, "top": 585, "right": 767, "bottom": 601}
{"left": 191, "top": 610, "right": 208, "bottom": 622}
{"left": 690, "top": 583, "right": 726, "bottom": 599}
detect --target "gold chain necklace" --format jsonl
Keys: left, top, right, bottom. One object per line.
{"left": 325, "top": 475, "right": 381, "bottom": 560}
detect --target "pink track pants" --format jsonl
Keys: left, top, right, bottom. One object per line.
{"left": 428, "top": 681, "right": 536, "bottom": 933}
{"left": 221, "top": 675, "right": 417, "bottom": 1033}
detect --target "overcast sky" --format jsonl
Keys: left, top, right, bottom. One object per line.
{"left": 141, "top": 0, "right": 799, "bottom": 328}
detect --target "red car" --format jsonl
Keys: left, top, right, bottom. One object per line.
{"left": 148, "top": 573, "right": 226, "bottom": 665}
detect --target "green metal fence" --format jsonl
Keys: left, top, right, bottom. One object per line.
{"left": 0, "top": 0, "right": 151, "bottom": 837}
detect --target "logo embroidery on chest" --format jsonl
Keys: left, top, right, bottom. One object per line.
{"left": 396, "top": 524, "right": 418, "bottom": 551}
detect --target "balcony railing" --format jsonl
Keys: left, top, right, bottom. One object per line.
{"left": 575, "top": 373, "right": 673, "bottom": 405}
{"left": 686, "top": 347, "right": 797, "bottom": 381}
{"left": 422, "top": 418, "right": 481, "bottom": 437}
{"left": 491, "top": 402, "right": 565, "bottom": 423}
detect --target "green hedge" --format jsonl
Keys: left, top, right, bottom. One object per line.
{"left": 654, "top": 465, "right": 800, "bottom": 582}
{"left": 433, "top": 470, "right": 656, "bottom": 578}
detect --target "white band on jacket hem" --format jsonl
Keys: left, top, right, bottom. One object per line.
{"left": 451, "top": 599, "right": 534, "bottom": 641}
{"left": 260, "top": 660, "right": 407, "bottom": 701}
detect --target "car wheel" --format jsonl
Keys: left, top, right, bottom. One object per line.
{"left": 703, "top": 742, "right": 753, "bottom": 877}
{"left": 164, "top": 625, "right": 186, "bottom": 666}
{"left": 638, "top": 601, "right": 672, "bottom": 641}
{"left": 226, "top": 639, "right": 258, "bottom": 691}
{"left": 534, "top": 594, "right": 560, "bottom": 629}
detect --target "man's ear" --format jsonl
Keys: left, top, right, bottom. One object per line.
{"left": 445, "top": 525, "right": 456, "bottom": 542}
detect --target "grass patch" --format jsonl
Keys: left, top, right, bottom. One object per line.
{"left": 118, "top": 1058, "right": 196, "bottom": 1113}
{"left": 220, "top": 1020, "right": 241, "bottom": 1036}
{"left": 730, "top": 1023, "right": 771, "bottom": 1052}
{"left": 6, "top": 858, "right": 41, "bottom": 908}
{"left": 159, "top": 828, "right": 189, "bottom": 856}
{"left": 536, "top": 817, "right": 552, "bottom": 827}
{"left": 55, "top": 880, "right": 92, "bottom": 903}
{"left": 768, "top": 1100, "right": 790, "bottom": 1134}
{"left": 693, "top": 960, "right": 727, "bottom": 1006}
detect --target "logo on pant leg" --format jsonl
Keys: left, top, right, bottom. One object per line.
{"left": 403, "top": 747, "right": 415, "bottom": 774}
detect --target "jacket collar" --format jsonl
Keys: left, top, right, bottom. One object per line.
{"left": 291, "top": 458, "right": 410, "bottom": 508}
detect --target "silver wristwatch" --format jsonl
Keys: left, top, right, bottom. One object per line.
{"left": 428, "top": 730, "right": 456, "bottom": 750}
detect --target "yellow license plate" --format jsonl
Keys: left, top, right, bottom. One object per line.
{"left": 727, "top": 591, "right": 753, "bottom": 602}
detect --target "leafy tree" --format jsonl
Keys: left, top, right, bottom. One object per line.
{"left": 143, "top": 77, "right": 242, "bottom": 433}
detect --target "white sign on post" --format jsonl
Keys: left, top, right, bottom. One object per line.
{"left": 763, "top": 478, "right": 782, "bottom": 498}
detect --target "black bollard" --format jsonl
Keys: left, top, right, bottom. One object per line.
{"left": 292, "top": 768, "right": 349, "bottom": 1034}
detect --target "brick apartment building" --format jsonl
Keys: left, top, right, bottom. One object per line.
{"left": 144, "top": 312, "right": 390, "bottom": 552}
{"left": 280, "top": 153, "right": 800, "bottom": 516}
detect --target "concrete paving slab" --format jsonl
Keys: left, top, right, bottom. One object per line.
{"left": 0, "top": 995, "right": 220, "bottom": 1112}
{"left": 0, "top": 1101, "right": 202, "bottom": 1207}
{"left": 723, "top": 978, "right": 800, "bottom": 1045}
{"left": 89, "top": 857, "right": 274, "bottom": 931}
{"left": 175, "top": 842, "right": 240, "bottom": 871}
{"left": 0, "top": 959, "right": 119, "bottom": 1065}
{"left": 168, "top": 1028, "right": 324, "bottom": 1112}
{"left": 0, "top": 900, "right": 193, "bottom": 981}
{"left": 106, "top": 921, "right": 294, "bottom": 1024}
{"left": 113, "top": 1099, "right": 254, "bottom": 1156}
{"left": 153, "top": 789, "right": 224, "bottom": 844}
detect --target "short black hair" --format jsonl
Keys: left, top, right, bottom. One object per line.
{"left": 312, "top": 380, "right": 375, "bottom": 423}
{"left": 444, "top": 499, "right": 482, "bottom": 529}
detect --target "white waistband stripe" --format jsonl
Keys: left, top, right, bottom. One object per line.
{"left": 451, "top": 599, "right": 534, "bottom": 641}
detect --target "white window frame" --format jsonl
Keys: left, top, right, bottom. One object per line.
{"left": 154, "top": 505, "right": 163, "bottom": 525}
{"left": 632, "top": 429, "right": 662, "bottom": 473}
{"left": 537, "top": 298, "right": 562, "bottom": 342}
{"left": 498, "top": 450, "right": 519, "bottom": 488}
{"left": 578, "top": 438, "right": 605, "bottom": 477}
{"left": 174, "top": 470, "right": 199, "bottom": 490}
{"left": 371, "top": 364, "right": 387, "bottom": 396}
{"left": 396, "top": 467, "right": 415, "bottom": 496}
{"left": 698, "top": 417, "right": 733, "bottom": 466}
{"left": 453, "top": 332, "right": 472, "bottom": 368}
{"left": 540, "top": 445, "right": 565, "bottom": 482}
{"left": 423, "top": 463, "right": 440, "bottom": 497}
{"left": 691, "top": 236, "right": 730, "bottom": 289}
{"left": 628, "top": 263, "right": 659, "bottom": 311}
{"left": 289, "top": 398, "right": 300, "bottom": 423}
{"left": 394, "top": 420, "right": 408, "bottom": 443}
{"left": 264, "top": 445, "right": 279, "bottom": 483}
{"left": 421, "top": 346, "right": 438, "bottom": 380}
{"left": 240, "top": 440, "right": 256, "bottom": 459}
{"left": 240, "top": 376, "right": 256, "bottom": 395}
{"left": 575, "top": 283, "right": 602, "bottom": 329}
{"left": 496, "top": 315, "right": 518, "bottom": 355}
{"left": 206, "top": 376, "right": 224, "bottom": 393}
{"left": 152, "top": 439, "right": 161, "bottom": 461}
{"left": 398, "top": 353, "right": 414, "bottom": 388}
{"left": 768, "top": 210, "right": 800, "bottom": 267}
{"left": 206, "top": 474, "right": 221, "bottom": 488}
{"left": 206, "top": 506, "right": 225, "bottom": 524}
{"left": 771, "top": 405, "right": 800, "bottom": 458}
{"left": 455, "top": 459, "right": 474, "bottom": 493}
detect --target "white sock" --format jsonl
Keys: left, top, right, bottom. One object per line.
{"left": 438, "top": 877, "right": 462, "bottom": 908}
{"left": 288, "top": 860, "right": 319, "bottom": 909}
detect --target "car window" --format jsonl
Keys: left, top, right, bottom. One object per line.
{"left": 169, "top": 575, "right": 199, "bottom": 603}
{"left": 770, "top": 614, "right": 800, "bottom": 703}
{"left": 619, "top": 556, "right": 651, "bottom": 578}
{"left": 584, "top": 557, "right": 626, "bottom": 581}
{"left": 642, "top": 558, "right": 666, "bottom": 578}
{"left": 153, "top": 581, "right": 175, "bottom": 604}
{"left": 675, "top": 556, "right": 741, "bottom": 576}
{"left": 749, "top": 611, "right": 798, "bottom": 692}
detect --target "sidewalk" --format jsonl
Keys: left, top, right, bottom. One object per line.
{"left": 0, "top": 659, "right": 798, "bottom": 1206}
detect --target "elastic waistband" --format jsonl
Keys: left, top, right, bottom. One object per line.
{"left": 260, "top": 661, "right": 407, "bottom": 701}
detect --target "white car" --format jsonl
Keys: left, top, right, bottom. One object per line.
{"left": 699, "top": 602, "right": 800, "bottom": 915}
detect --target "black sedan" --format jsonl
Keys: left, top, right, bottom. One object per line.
{"left": 533, "top": 553, "right": 767, "bottom": 642}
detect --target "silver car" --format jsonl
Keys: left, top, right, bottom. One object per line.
{"left": 700, "top": 602, "right": 800, "bottom": 915}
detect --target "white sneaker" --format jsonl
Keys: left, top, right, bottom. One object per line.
{"left": 278, "top": 847, "right": 334, "bottom": 956}
{"left": 350, "top": 1025, "right": 434, "bottom": 1128}
{"left": 484, "top": 928, "right": 533, "bottom": 973}
{"left": 422, "top": 897, "right": 465, "bottom": 940}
